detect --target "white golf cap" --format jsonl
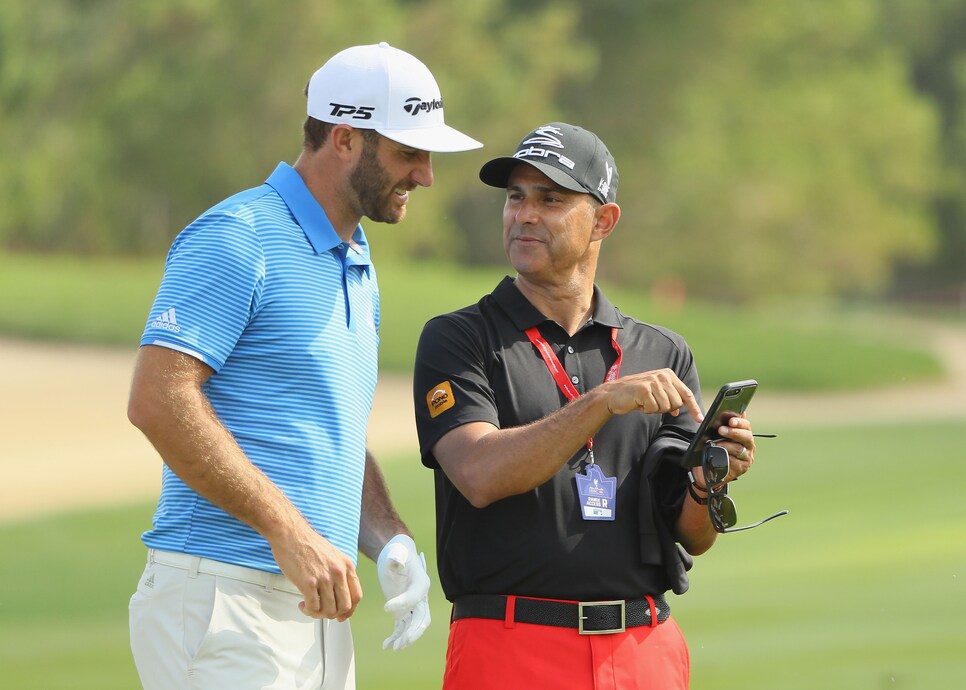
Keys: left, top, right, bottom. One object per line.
{"left": 307, "top": 42, "right": 482, "bottom": 153}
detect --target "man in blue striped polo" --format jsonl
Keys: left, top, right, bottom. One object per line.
{"left": 127, "top": 42, "right": 481, "bottom": 689}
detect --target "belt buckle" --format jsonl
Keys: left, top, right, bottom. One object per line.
{"left": 577, "top": 599, "right": 626, "bottom": 635}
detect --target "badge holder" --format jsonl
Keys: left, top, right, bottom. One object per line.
{"left": 575, "top": 450, "right": 617, "bottom": 521}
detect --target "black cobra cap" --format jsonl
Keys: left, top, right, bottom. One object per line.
{"left": 479, "top": 122, "right": 618, "bottom": 204}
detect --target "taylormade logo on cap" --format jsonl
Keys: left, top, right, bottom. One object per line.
{"left": 403, "top": 97, "right": 444, "bottom": 116}
{"left": 478, "top": 122, "right": 619, "bottom": 204}
{"left": 306, "top": 42, "right": 482, "bottom": 153}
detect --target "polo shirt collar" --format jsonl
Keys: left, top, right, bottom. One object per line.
{"left": 492, "top": 276, "right": 624, "bottom": 332}
{"left": 265, "top": 162, "right": 372, "bottom": 265}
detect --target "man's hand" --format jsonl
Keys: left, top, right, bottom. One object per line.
{"left": 603, "top": 368, "right": 704, "bottom": 422}
{"left": 271, "top": 523, "right": 363, "bottom": 622}
{"left": 715, "top": 415, "right": 756, "bottom": 482}
{"left": 377, "top": 534, "right": 431, "bottom": 650}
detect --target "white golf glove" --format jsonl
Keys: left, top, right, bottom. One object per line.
{"left": 376, "top": 534, "right": 431, "bottom": 651}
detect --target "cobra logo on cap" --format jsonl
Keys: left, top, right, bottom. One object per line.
{"left": 513, "top": 125, "right": 577, "bottom": 170}
{"left": 522, "top": 126, "right": 566, "bottom": 149}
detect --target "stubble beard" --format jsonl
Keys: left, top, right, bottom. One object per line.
{"left": 349, "top": 142, "right": 405, "bottom": 224}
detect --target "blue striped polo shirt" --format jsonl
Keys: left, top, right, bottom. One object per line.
{"left": 139, "top": 162, "right": 379, "bottom": 571}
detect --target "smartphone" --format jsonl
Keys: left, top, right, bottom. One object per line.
{"left": 680, "top": 380, "right": 758, "bottom": 468}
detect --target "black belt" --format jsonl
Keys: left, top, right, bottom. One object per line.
{"left": 453, "top": 593, "right": 671, "bottom": 635}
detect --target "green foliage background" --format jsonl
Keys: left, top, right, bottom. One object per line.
{"left": 2, "top": 0, "right": 965, "bottom": 302}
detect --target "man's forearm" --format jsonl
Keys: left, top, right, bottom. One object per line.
{"left": 433, "top": 368, "right": 701, "bottom": 508}
{"left": 358, "top": 450, "right": 410, "bottom": 561}
{"left": 435, "top": 387, "right": 614, "bottom": 508}
{"left": 152, "top": 396, "right": 305, "bottom": 541}
{"left": 674, "top": 492, "right": 718, "bottom": 555}
{"left": 129, "top": 347, "right": 306, "bottom": 544}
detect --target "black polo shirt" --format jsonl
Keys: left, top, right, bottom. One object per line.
{"left": 413, "top": 276, "right": 703, "bottom": 602}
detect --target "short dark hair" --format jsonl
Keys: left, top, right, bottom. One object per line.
{"left": 302, "top": 117, "right": 381, "bottom": 151}
{"left": 303, "top": 117, "right": 334, "bottom": 151}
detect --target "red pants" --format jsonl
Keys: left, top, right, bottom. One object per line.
{"left": 442, "top": 605, "right": 690, "bottom": 690}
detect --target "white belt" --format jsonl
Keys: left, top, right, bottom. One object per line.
{"left": 148, "top": 548, "right": 301, "bottom": 595}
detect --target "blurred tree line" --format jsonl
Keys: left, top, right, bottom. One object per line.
{"left": 1, "top": 0, "right": 963, "bottom": 304}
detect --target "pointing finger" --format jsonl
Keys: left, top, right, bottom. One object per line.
{"left": 676, "top": 382, "right": 703, "bottom": 423}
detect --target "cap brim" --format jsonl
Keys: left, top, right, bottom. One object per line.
{"left": 377, "top": 125, "right": 482, "bottom": 153}
{"left": 479, "top": 157, "right": 588, "bottom": 195}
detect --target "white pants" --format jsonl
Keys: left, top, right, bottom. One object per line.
{"left": 130, "top": 549, "right": 355, "bottom": 690}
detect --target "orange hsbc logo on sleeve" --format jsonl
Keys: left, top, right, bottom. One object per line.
{"left": 427, "top": 381, "right": 455, "bottom": 418}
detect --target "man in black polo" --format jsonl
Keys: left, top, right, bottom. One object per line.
{"left": 413, "top": 123, "right": 762, "bottom": 689}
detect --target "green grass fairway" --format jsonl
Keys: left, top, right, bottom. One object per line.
{"left": 1, "top": 420, "right": 963, "bottom": 689}
{"left": 677, "top": 419, "right": 966, "bottom": 689}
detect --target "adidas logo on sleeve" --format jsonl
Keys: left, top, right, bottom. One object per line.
{"left": 151, "top": 307, "right": 182, "bottom": 333}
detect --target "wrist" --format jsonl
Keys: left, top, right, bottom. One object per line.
{"left": 687, "top": 471, "right": 709, "bottom": 505}
{"left": 586, "top": 385, "right": 615, "bottom": 417}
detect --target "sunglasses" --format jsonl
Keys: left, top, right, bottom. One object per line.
{"left": 702, "top": 443, "right": 788, "bottom": 533}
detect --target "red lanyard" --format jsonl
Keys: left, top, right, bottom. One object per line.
{"left": 524, "top": 326, "right": 622, "bottom": 456}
